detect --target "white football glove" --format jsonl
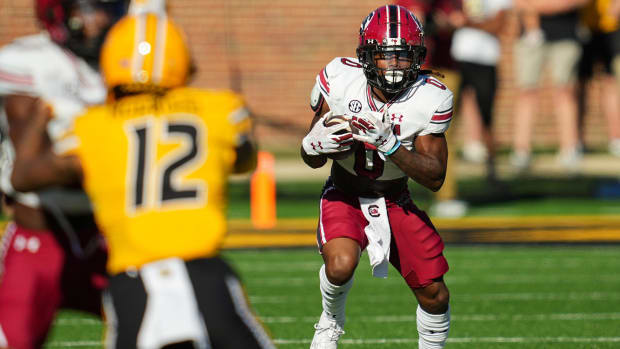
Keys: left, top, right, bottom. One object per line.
{"left": 351, "top": 110, "right": 398, "bottom": 154}
{"left": 302, "top": 112, "right": 353, "bottom": 156}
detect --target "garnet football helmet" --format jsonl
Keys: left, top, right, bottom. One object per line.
{"left": 36, "top": 0, "right": 128, "bottom": 67}
{"left": 357, "top": 5, "right": 426, "bottom": 93}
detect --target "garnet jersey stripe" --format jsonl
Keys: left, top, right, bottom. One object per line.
{"left": 431, "top": 107, "right": 453, "bottom": 124}
{"left": 319, "top": 68, "right": 330, "bottom": 95}
{"left": 0, "top": 69, "right": 33, "bottom": 85}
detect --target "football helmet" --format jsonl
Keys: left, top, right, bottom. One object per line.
{"left": 100, "top": 13, "right": 191, "bottom": 90}
{"left": 357, "top": 5, "right": 426, "bottom": 94}
{"left": 36, "top": 0, "right": 128, "bottom": 66}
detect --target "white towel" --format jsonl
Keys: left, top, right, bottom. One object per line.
{"left": 137, "top": 258, "right": 208, "bottom": 349}
{"left": 359, "top": 197, "right": 391, "bottom": 278}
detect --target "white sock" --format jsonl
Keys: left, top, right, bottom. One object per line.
{"left": 319, "top": 264, "right": 353, "bottom": 325}
{"left": 417, "top": 304, "right": 450, "bottom": 349}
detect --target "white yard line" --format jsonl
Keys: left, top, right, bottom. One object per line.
{"left": 46, "top": 336, "right": 620, "bottom": 348}
{"left": 53, "top": 312, "right": 620, "bottom": 327}
{"left": 275, "top": 336, "right": 620, "bottom": 345}
{"left": 249, "top": 291, "right": 620, "bottom": 303}
{"left": 260, "top": 312, "right": 620, "bottom": 323}
{"left": 244, "top": 274, "right": 620, "bottom": 286}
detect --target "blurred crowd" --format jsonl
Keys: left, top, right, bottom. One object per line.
{"left": 399, "top": 0, "right": 620, "bottom": 180}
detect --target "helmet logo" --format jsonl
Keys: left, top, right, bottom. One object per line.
{"left": 349, "top": 100, "right": 362, "bottom": 113}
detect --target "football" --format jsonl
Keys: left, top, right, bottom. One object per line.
{"left": 323, "top": 114, "right": 357, "bottom": 160}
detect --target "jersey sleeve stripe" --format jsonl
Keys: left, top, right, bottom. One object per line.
{"left": 0, "top": 69, "right": 33, "bottom": 85}
{"left": 319, "top": 68, "right": 330, "bottom": 94}
{"left": 435, "top": 107, "right": 452, "bottom": 115}
{"left": 431, "top": 111, "right": 452, "bottom": 122}
{"left": 228, "top": 107, "right": 250, "bottom": 124}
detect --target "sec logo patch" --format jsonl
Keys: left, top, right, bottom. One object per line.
{"left": 349, "top": 100, "right": 362, "bottom": 113}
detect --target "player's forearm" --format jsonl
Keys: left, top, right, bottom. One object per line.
{"left": 301, "top": 146, "right": 328, "bottom": 169}
{"left": 12, "top": 112, "right": 51, "bottom": 191}
{"left": 388, "top": 147, "right": 446, "bottom": 192}
{"left": 11, "top": 102, "right": 79, "bottom": 191}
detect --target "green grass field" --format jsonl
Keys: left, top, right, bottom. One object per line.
{"left": 37, "top": 174, "right": 620, "bottom": 348}
{"left": 46, "top": 245, "right": 620, "bottom": 348}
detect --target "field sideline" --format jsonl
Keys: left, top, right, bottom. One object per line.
{"left": 46, "top": 245, "right": 620, "bottom": 348}
{"left": 224, "top": 216, "right": 620, "bottom": 248}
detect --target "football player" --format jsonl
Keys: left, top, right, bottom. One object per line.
{"left": 0, "top": 1, "right": 127, "bottom": 348}
{"left": 301, "top": 5, "right": 452, "bottom": 349}
{"left": 11, "top": 12, "right": 274, "bottom": 349}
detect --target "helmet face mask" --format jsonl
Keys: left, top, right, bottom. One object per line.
{"left": 357, "top": 5, "right": 426, "bottom": 94}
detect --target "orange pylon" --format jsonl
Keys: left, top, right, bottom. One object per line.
{"left": 250, "top": 151, "right": 276, "bottom": 229}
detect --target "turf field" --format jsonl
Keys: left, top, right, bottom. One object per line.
{"left": 46, "top": 245, "right": 620, "bottom": 348}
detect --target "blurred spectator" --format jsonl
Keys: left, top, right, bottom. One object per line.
{"left": 510, "top": 0, "right": 589, "bottom": 172}
{"left": 578, "top": 0, "right": 620, "bottom": 157}
{"left": 450, "top": 0, "right": 512, "bottom": 181}
{"left": 397, "top": 0, "right": 469, "bottom": 217}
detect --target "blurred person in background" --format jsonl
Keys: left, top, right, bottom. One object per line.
{"left": 397, "top": 0, "right": 469, "bottom": 217}
{"left": 302, "top": 5, "right": 453, "bottom": 348}
{"left": 450, "top": 0, "right": 512, "bottom": 181}
{"left": 510, "top": 0, "right": 589, "bottom": 172}
{"left": 10, "top": 11, "right": 274, "bottom": 349}
{"left": 578, "top": 0, "right": 620, "bottom": 156}
{"left": 0, "top": 1, "right": 127, "bottom": 348}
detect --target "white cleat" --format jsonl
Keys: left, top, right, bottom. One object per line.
{"left": 310, "top": 312, "right": 345, "bottom": 349}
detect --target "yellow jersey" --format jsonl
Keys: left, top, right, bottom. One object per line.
{"left": 582, "top": 0, "right": 619, "bottom": 33}
{"left": 57, "top": 87, "right": 252, "bottom": 274}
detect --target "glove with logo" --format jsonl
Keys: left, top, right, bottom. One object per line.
{"left": 351, "top": 110, "right": 399, "bottom": 154}
{"left": 302, "top": 111, "right": 354, "bottom": 156}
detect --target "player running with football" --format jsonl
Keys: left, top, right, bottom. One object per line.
{"left": 0, "top": 1, "right": 127, "bottom": 348}
{"left": 11, "top": 11, "right": 275, "bottom": 349}
{"left": 301, "top": 5, "right": 452, "bottom": 349}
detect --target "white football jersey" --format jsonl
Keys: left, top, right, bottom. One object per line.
{"left": 312, "top": 57, "right": 453, "bottom": 180}
{"left": 0, "top": 33, "right": 106, "bottom": 207}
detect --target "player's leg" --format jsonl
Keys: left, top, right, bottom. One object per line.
{"left": 319, "top": 237, "right": 359, "bottom": 320}
{"left": 59, "top": 221, "right": 108, "bottom": 316}
{"left": 312, "top": 184, "right": 367, "bottom": 348}
{"left": 458, "top": 62, "right": 487, "bottom": 164}
{"left": 188, "top": 257, "right": 275, "bottom": 349}
{"left": 470, "top": 62, "right": 498, "bottom": 180}
{"left": 511, "top": 33, "right": 545, "bottom": 170}
{"left": 0, "top": 223, "right": 64, "bottom": 349}
{"left": 548, "top": 39, "right": 582, "bottom": 169}
{"left": 102, "top": 270, "right": 147, "bottom": 348}
{"left": 413, "top": 279, "right": 451, "bottom": 349}
{"left": 388, "top": 197, "right": 450, "bottom": 349}
{"left": 604, "top": 30, "right": 620, "bottom": 156}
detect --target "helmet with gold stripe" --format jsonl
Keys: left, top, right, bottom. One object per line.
{"left": 100, "top": 12, "right": 190, "bottom": 91}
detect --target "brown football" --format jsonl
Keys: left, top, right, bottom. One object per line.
{"left": 323, "top": 115, "right": 357, "bottom": 160}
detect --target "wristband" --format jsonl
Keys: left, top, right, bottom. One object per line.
{"left": 383, "top": 140, "right": 401, "bottom": 156}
